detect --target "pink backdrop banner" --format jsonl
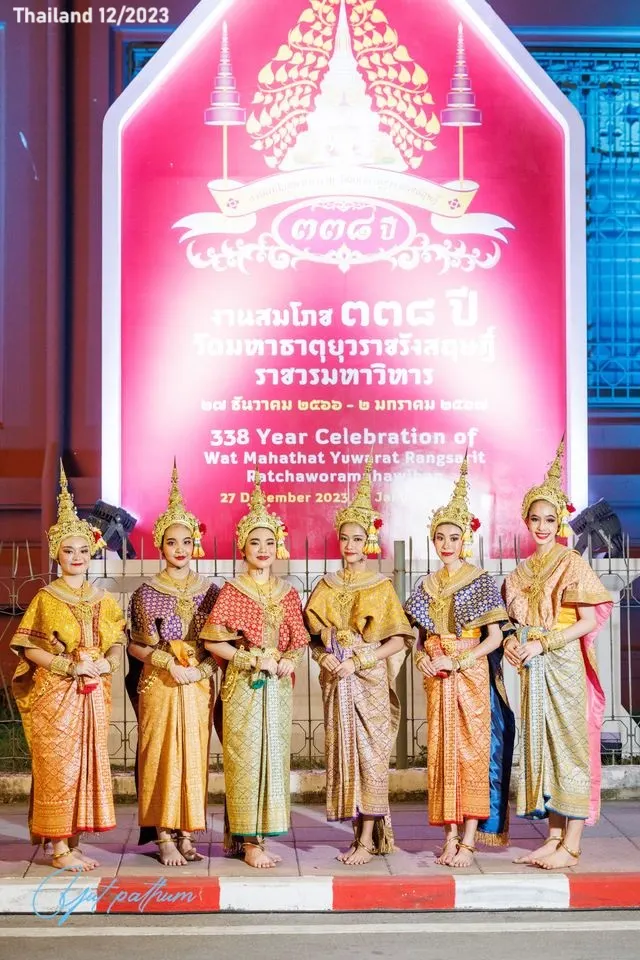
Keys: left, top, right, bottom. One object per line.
{"left": 109, "top": 0, "right": 579, "bottom": 558}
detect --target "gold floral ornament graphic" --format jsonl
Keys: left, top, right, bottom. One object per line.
{"left": 247, "top": 0, "right": 439, "bottom": 171}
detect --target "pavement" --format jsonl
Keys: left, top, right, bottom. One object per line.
{"left": 0, "top": 802, "right": 640, "bottom": 915}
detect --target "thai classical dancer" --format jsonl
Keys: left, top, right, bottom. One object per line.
{"left": 503, "top": 441, "right": 612, "bottom": 870}
{"left": 404, "top": 456, "right": 515, "bottom": 867}
{"left": 201, "top": 471, "right": 309, "bottom": 870}
{"left": 10, "top": 464, "right": 125, "bottom": 872}
{"left": 127, "top": 462, "right": 219, "bottom": 866}
{"left": 304, "top": 458, "right": 413, "bottom": 865}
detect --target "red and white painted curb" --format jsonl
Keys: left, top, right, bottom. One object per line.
{"left": 3, "top": 874, "right": 640, "bottom": 915}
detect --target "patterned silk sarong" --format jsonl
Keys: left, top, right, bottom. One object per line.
{"left": 405, "top": 563, "right": 514, "bottom": 845}
{"left": 505, "top": 545, "right": 612, "bottom": 824}
{"left": 11, "top": 580, "right": 125, "bottom": 841}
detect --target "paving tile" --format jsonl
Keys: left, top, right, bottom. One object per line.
{"left": 572, "top": 837, "right": 640, "bottom": 874}
{"left": 291, "top": 825, "right": 352, "bottom": 842}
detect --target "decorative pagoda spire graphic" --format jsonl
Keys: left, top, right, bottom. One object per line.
{"left": 440, "top": 23, "right": 482, "bottom": 187}
{"left": 204, "top": 21, "right": 246, "bottom": 182}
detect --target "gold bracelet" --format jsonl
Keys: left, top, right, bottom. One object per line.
{"left": 540, "top": 630, "right": 567, "bottom": 654}
{"left": 456, "top": 650, "right": 476, "bottom": 673}
{"left": 150, "top": 649, "right": 174, "bottom": 671}
{"left": 106, "top": 653, "right": 121, "bottom": 674}
{"left": 352, "top": 646, "right": 378, "bottom": 671}
{"left": 232, "top": 648, "right": 255, "bottom": 672}
{"left": 311, "top": 645, "right": 328, "bottom": 665}
{"left": 197, "top": 657, "right": 216, "bottom": 680}
{"left": 281, "top": 648, "right": 304, "bottom": 665}
{"left": 49, "top": 655, "right": 73, "bottom": 677}
{"left": 413, "top": 649, "right": 428, "bottom": 669}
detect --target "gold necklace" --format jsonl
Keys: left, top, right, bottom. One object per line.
{"left": 163, "top": 570, "right": 197, "bottom": 626}
{"left": 61, "top": 579, "right": 94, "bottom": 623}
{"left": 252, "top": 577, "right": 284, "bottom": 632}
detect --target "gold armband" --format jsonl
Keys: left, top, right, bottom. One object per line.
{"left": 455, "top": 650, "right": 476, "bottom": 673}
{"left": 540, "top": 630, "right": 567, "bottom": 654}
{"left": 281, "top": 647, "right": 304, "bottom": 666}
{"left": 352, "top": 646, "right": 378, "bottom": 671}
{"left": 311, "top": 645, "right": 329, "bottom": 665}
{"left": 197, "top": 657, "right": 216, "bottom": 680}
{"left": 413, "top": 649, "right": 428, "bottom": 669}
{"left": 50, "top": 655, "right": 74, "bottom": 677}
{"left": 232, "top": 648, "right": 256, "bottom": 672}
{"left": 150, "top": 649, "right": 174, "bottom": 671}
{"left": 106, "top": 652, "right": 121, "bottom": 674}
{"left": 256, "top": 647, "right": 282, "bottom": 671}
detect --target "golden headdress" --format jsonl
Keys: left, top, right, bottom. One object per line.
{"left": 47, "top": 461, "right": 106, "bottom": 560}
{"left": 429, "top": 454, "right": 480, "bottom": 558}
{"left": 334, "top": 456, "right": 382, "bottom": 556}
{"left": 152, "top": 460, "right": 205, "bottom": 558}
{"left": 236, "top": 469, "right": 289, "bottom": 559}
{"left": 521, "top": 438, "right": 574, "bottom": 538}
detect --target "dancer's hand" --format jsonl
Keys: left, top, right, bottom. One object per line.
{"left": 320, "top": 654, "right": 340, "bottom": 674}
{"left": 334, "top": 658, "right": 356, "bottom": 680}
{"left": 259, "top": 657, "right": 279, "bottom": 676}
{"left": 94, "top": 658, "right": 111, "bottom": 675}
{"left": 417, "top": 655, "right": 435, "bottom": 677}
{"left": 519, "top": 640, "right": 543, "bottom": 665}
{"left": 430, "top": 655, "right": 454, "bottom": 674}
{"left": 276, "top": 659, "right": 294, "bottom": 678}
{"left": 184, "top": 666, "right": 202, "bottom": 683}
{"left": 169, "top": 663, "right": 192, "bottom": 684}
{"left": 503, "top": 637, "right": 521, "bottom": 668}
{"left": 75, "top": 658, "right": 100, "bottom": 678}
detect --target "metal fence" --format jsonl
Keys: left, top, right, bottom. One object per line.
{"left": 0, "top": 538, "right": 638, "bottom": 772}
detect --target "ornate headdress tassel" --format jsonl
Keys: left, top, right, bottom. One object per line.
{"left": 152, "top": 459, "right": 205, "bottom": 557}
{"left": 429, "top": 453, "right": 480, "bottom": 558}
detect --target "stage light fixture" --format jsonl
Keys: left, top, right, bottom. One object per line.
{"left": 87, "top": 501, "right": 137, "bottom": 559}
{"left": 569, "top": 499, "right": 624, "bottom": 558}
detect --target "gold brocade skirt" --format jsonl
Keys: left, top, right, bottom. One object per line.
{"left": 319, "top": 641, "right": 397, "bottom": 826}
{"left": 137, "top": 664, "right": 212, "bottom": 832}
{"left": 424, "top": 631, "right": 490, "bottom": 826}
{"left": 221, "top": 668, "right": 293, "bottom": 839}
{"left": 29, "top": 666, "right": 115, "bottom": 840}
{"left": 518, "top": 607, "right": 591, "bottom": 819}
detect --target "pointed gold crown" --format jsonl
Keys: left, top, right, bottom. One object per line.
{"left": 47, "top": 461, "right": 105, "bottom": 560}
{"left": 153, "top": 460, "right": 204, "bottom": 557}
{"left": 334, "top": 455, "right": 382, "bottom": 556}
{"left": 521, "top": 439, "right": 572, "bottom": 533}
{"left": 236, "top": 468, "right": 289, "bottom": 559}
{"left": 429, "top": 454, "right": 473, "bottom": 540}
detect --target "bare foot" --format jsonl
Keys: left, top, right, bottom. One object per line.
{"left": 336, "top": 843, "right": 357, "bottom": 863}
{"left": 157, "top": 839, "right": 187, "bottom": 866}
{"left": 175, "top": 835, "right": 205, "bottom": 862}
{"left": 435, "top": 835, "right": 460, "bottom": 866}
{"left": 73, "top": 848, "right": 100, "bottom": 869}
{"left": 51, "top": 850, "right": 94, "bottom": 873}
{"left": 342, "top": 841, "right": 374, "bottom": 866}
{"left": 513, "top": 836, "right": 562, "bottom": 865}
{"left": 533, "top": 842, "right": 580, "bottom": 871}
{"left": 243, "top": 843, "right": 277, "bottom": 869}
{"left": 450, "top": 843, "right": 475, "bottom": 868}
{"left": 264, "top": 846, "right": 282, "bottom": 864}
